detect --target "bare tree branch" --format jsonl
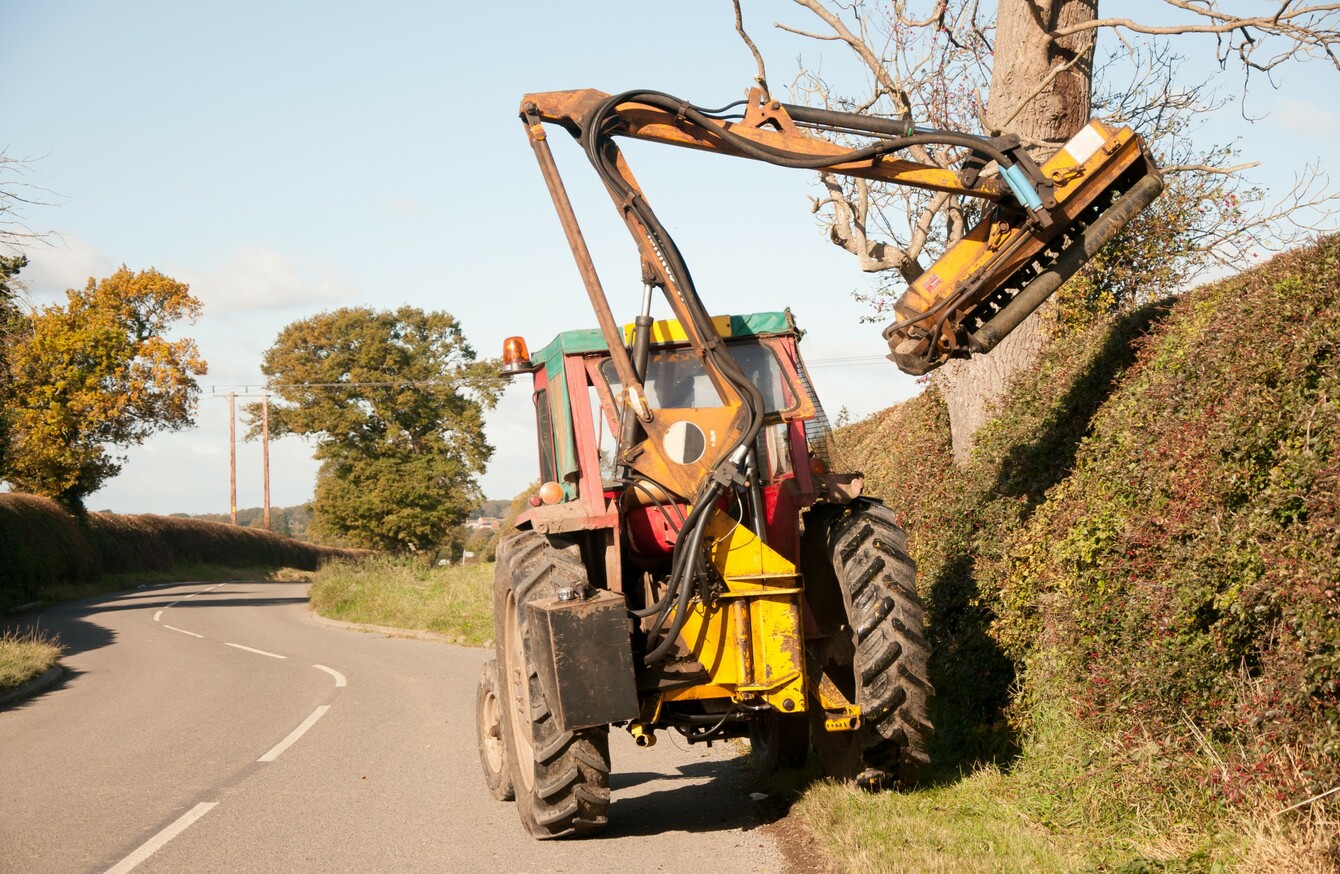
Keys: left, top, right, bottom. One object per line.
{"left": 775, "top": 23, "right": 843, "bottom": 41}
{"left": 1048, "top": 1, "right": 1340, "bottom": 72}
{"left": 1164, "top": 162, "right": 1261, "bottom": 174}
{"left": 0, "top": 153, "right": 57, "bottom": 255}
{"left": 732, "top": 0, "right": 771, "bottom": 99}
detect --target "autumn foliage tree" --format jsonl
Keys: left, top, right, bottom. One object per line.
{"left": 0, "top": 254, "right": 26, "bottom": 472}
{"left": 252, "top": 306, "right": 503, "bottom": 552}
{"left": 1, "top": 267, "right": 207, "bottom": 508}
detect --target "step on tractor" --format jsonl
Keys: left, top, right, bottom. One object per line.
{"left": 476, "top": 87, "right": 1162, "bottom": 838}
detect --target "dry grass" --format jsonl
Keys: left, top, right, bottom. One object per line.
{"left": 0, "top": 627, "right": 62, "bottom": 689}
{"left": 1237, "top": 798, "right": 1340, "bottom": 873}
{"left": 308, "top": 556, "right": 494, "bottom": 646}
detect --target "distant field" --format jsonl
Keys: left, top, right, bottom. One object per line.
{"left": 309, "top": 557, "right": 494, "bottom": 646}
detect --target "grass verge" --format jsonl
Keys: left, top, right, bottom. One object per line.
{"left": 308, "top": 556, "right": 493, "bottom": 646}
{"left": 0, "top": 628, "right": 62, "bottom": 690}
{"left": 791, "top": 702, "right": 1337, "bottom": 873}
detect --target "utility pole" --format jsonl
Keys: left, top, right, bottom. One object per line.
{"left": 229, "top": 391, "right": 237, "bottom": 525}
{"left": 262, "top": 389, "right": 271, "bottom": 531}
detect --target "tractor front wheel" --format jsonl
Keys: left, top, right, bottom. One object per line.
{"left": 475, "top": 658, "right": 514, "bottom": 801}
{"left": 494, "top": 531, "right": 612, "bottom": 838}
{"left": 804, "top": 500, "right": 933, "bottom": 787}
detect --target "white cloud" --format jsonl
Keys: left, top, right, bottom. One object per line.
{"left": 388, "top": 199, "right": 426, "bottom": 215}
{"left": 20, "top": 233, "right": 116, "bottom": 303}
{"left": 1276, "top": 97, "right": 1340, "bottom": 137}
{"left": 176, "top": 246, "right": 358, "bottom": 316}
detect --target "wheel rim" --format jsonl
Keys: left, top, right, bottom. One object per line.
{"left": 503, "top": 591, "right": 536, "bottom": 792}
{"left": 480, "top": 675, "right": 506, "bottom": 776}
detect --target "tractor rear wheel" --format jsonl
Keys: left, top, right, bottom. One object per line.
{"left": 803, "top": 500, "right": 933, "bottom": 787}
{"left": 494, "top": 530, "right": 612, "bottom": 838}
{"left": 475, "top": 658, "right": 514, "bottom": 801}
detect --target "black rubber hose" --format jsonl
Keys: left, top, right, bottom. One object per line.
{"left": 593, "top": 90, "right": 1019, "bottom": 175}
{"left": 640, "top": 485, "right": 717, "bottom": 633}
{"left": 579, "top": 93, "right": 768, "bottom": 461}
{"left": 642, "top": 484, "right": 720, "bottom": 664}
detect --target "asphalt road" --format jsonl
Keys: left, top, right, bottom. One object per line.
{"left": 0, "top": 580, "right": 791, "bottom": 873}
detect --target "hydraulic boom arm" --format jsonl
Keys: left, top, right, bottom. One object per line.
{"left": 520, "top": 86, "right": 1161, "bottom": 505}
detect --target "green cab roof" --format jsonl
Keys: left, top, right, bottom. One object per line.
{"left": 531, "top": 310, "right": 798, "bottom": 372}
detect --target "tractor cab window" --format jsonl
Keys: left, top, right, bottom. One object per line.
{"left": 600, "top": 339, "right": 794, "bottom": 415}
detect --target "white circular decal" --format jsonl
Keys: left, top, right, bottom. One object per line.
{"left": 664, "top": 421, "right": 707, "bottom": 465}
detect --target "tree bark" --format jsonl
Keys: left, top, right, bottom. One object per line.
{"left": 933, "top": 0, "right": 1098, "bottom": 462}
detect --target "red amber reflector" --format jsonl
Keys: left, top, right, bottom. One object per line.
{"left": 538, "top": 481, "right": 564, "bottom": 505}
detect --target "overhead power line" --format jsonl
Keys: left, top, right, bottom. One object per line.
{"left": 205, "top": 354, "right": 893, "bottom": 397}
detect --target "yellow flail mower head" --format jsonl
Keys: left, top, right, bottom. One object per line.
{"left": 885, "top": 120, "right": 1163, "bottom": 375}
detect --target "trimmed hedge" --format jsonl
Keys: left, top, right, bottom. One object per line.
{"left": 0, "top": 493, "right": 358, "bottom": 605}
{"left": 835, "top": 235, "right": 1340, "bottom": 818}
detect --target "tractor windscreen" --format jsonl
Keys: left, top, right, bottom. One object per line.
{"left": 600, "top": 340, "right": 795, "bottom": 415}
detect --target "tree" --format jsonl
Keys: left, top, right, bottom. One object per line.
{"left": 1, "top": 267, "right": 207, "bottom": 508}
{"left": 1, "top": 152, "right": 50, "bottom": 254}
{"left": 764, "top": 0, "right": 1340, "bottom": 459}
{"left": 252, "top": 306, "right": 503, "bottom": 552}
{"left": 0, "top": 254, "right": 27, "bottom": 472}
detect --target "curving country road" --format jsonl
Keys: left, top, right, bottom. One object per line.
{"left": 0, "top": 580, "right": 792, "bottom": 873}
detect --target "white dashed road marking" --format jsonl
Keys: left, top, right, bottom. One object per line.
{"left": 258, "top": 706, "right": 331, "bottom": 762}
{"left": 225, "top": 643, "right": 286, "bottom": 659}
{"left": 312, "top": 664, "right": 347, "bottom": 687}
{"left": 127, "top": 580, "right": 339, "bottom": 861}
{"left": 104, "top": 801, "right": 217, "bottom": 874}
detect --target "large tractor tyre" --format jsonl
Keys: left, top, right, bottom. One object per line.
{"left": 493, "top": 530, "right": 612, "bottom": 838}
{"left": 475, "top": 658, "right": 515, "bottom": 801}
{"left": 748, "top": 711, "right": 810, "bottom": 776}
{"left": 802, "top": 500, "right": 933, "bottom": 787}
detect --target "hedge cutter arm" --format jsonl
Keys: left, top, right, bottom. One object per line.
{"left": 519, "top": 87, "right": 1161, "bottom": 502}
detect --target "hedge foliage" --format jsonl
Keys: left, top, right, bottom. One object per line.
{"left": 0, "top": 493, "right": 358, "bottom": 606}
{"left": 835, "top": 235, "right": 1340, "bottom": 817}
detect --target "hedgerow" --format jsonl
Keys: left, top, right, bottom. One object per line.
{"left": 0, "top": 493, "right": 359, "bottom": 607}
{"left": 834, "top": 235, "right": 1340, "bottom": 848}
{"left": 999, "top": 237, "right": 1340, "bottom": 811}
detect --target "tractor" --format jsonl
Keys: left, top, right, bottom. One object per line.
{"left": 476, "top": 86, "right": 1161, "bottom": 838}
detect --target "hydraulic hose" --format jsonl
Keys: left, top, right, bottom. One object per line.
{"left": 642, "top": 488, "right": 719, "bottom": 666}
{"left": 640, "top": 483, "right": 718, "bottom": 631}
{"left": 579, "top": 89, "right": 1000, "bottom": 667}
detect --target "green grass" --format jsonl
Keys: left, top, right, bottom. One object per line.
{"left": 789, "top": 698, "right": 1333, "bottom": 872}
{"left": 796, "top": 770, "right": 1090, "bottom": 874}
{"left": 308, "top": 556, "right": 494, "bottom": 646}
{"left": 0, "top": 628, "right": 62, "bottom": 690}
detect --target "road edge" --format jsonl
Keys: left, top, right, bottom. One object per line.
{"left": 0, "top": 664, "right": 65, "bottom": 708}
{"left": 306, "top": 607, "right": 489, "bottom": 648}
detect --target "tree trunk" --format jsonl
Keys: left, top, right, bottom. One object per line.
{"left": 933, "top": 0, "right": 1098, "bottom": 462}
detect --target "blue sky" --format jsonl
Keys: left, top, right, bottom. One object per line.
{"left": 3, "top": 2, "right": 1337, "bottom": 515}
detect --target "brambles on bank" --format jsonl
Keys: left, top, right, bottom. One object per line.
{"left": 829, "top": 235, "right": 1340, "bottom": 867}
